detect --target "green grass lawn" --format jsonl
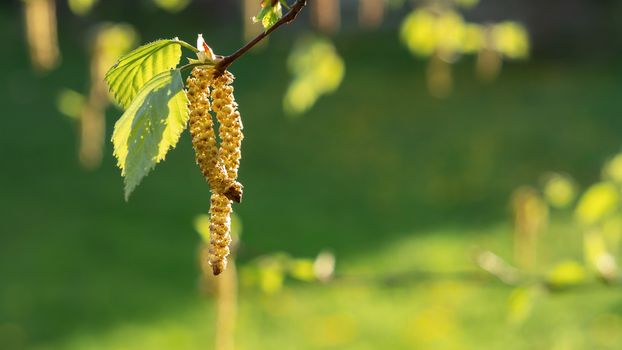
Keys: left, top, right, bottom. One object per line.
{"left": 1, "top": 6, "right": 622, "bottom": 349}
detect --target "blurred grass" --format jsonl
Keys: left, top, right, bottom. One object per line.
{"left": 1, "top": 3, "right": 622, "bottom": 349}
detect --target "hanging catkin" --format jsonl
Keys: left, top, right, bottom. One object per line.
{"left": 186, "top": 67, "right": 242, "bottom": 202}
{"left": 187, "top": 66, "right": 245, "bottom": 275}
{"left": 208, "top": 69, "right": 244, "bottom": 275}
{"left": 209, "top": 193, "right": 232, "bottom": 275}
{"left": 211, "top": 71, "right": 244, "bottom": 184}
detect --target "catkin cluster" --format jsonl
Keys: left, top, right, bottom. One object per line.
{"left": 187, "top": 67, "right": 244, "bottom": 275}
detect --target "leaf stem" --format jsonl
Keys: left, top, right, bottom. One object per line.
{"left": 177, "top": 39, "right": 200, "bottom": 53}
{"left": 215, "top": 0, "right": 307, "bottom": 74}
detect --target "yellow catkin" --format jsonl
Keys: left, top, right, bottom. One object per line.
{"left": 211, "top": 71, "right": 244, "bottom": 185}
{"left": 209, "top": 193, "right": 232, "bottom": 275}
{"left": 187, "top": 67, "right": 242, "bottom": 202}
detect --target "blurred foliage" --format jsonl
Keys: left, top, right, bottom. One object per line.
{"left": 400, "top": 8, "right": 528, "bottom": 61}
{"left": 56, "top": 24, "right": 137, "bottom": 122}
{"left": 603, "top": 153, "right": 622, "bottom": 184}
{"left": 453, "top": 0, "right": 479, "bottom": 8}
{"left": 507, "top": 286, "right": 541, "bottom": 325}
{"left": 542, "top": 173, "right": 577, "bottom": 209}
{"left": 546, "top": 260, "right": 586, "bottom": 289}
{"left": 400, "top": 5, "right": 529, "bottom": 96}
{"left": 401, "top": 9, "right": 466, "bottom": 60}
{"left": 67, "top": 0, "right": 98, "bottom": 16}
{"left": 575, "top": 182, "right": 619, "bottom": 226}
{"left": 240, "top": 251, "right": 335, "bottom": 294}
{"left": 490, "top": 22, "right": 529, "bottom": 60}
{"left": 283, "top": 36, "right": 344, "bottom": 115}
{"left": 94, "top": 24, "right": 139, "bottom": 81}
{"left": 195, "top": 213, "right": 332, "bottom": 295}
{"left": 152, "top": 0, "right": 191, "bottom": 13}
{"left": 56, "top": 89, "right": 86, "bottom": 120}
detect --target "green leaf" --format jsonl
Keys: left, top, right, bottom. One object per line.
{"left": 253, "top": 6, "right": 270, "bottom": 25}
{"left": 111, "top": 69, "right": 189, "bottom": 200}
{"left": 253, "top": 1, "right": 282, "bottom": 30}
{"left": 262, "top": 2, "right": 282, "bottom": 30}
{"left": 105, "top": 39, "right": 184, "bottom": 109}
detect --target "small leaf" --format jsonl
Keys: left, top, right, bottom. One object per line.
{"left": 262, "top": 2, "right": 282, "bottom": 29}
{"left": 252, "top": 6, "right": 270, "bottom": 24}
{"left": 111, "top": 69, "right": 189, "bottom": 200}
{"left": 105, "top": 39, "right": 185, "bottom": 109}
{"left": 253, "top": 1, "right": 282, "bottom": 30}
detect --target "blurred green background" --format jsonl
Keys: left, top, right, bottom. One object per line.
{"left": 2, "top": 0, "right": 622, "bottom": 349}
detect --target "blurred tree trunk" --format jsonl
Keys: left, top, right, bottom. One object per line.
{"left": 199, "top": 243, "right": 238, "bottom": 350}
{"left": 476, "top": 26, "right": 502, "bottom": 82}
{"left": 359, "top": 0, "right": 384, "bottom": 29}
{"left": 426, "top": 52, "right": 452, "bottom": 98}
{"left": 23, "top": 0, "right": 60, "bottom": 72}
{"left": 79, "top": 30, "right": 111, "bottom": 169}
{"left": 312, "top": 0, "right": 340, "bottom": 34}
{"left": 512, "top": 187, "right": 548, "bottom": 271}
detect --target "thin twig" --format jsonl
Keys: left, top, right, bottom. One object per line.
{"left": 215, "top": 0, "right": 307, "bottom": 74}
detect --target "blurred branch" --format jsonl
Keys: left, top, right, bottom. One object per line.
{"left": 216, "top": 0, "right": 307, "bottom": 73}
{"left": 317, "top": 251, "right": 621, "bottom": 292}
{"left": 327, "top": 268, "right": 621, "bottom": 292}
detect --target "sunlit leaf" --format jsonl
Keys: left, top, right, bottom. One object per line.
{"left": 262, "top": 2, "right": 282, "bottom": 29}
{"left": 253, "top": 0, "right": 283, "bottom": 30}
{"left": 105, "top": 39, "right": 185, "bottom": 109}
{"left": 575, "top": 182, "right": 619, "bottom": 225}
{"left": 111, "top": 69, "right": 189, "bottom": 199}
{"left": 546, "top": 260, "right": 586, "bottom": 289}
